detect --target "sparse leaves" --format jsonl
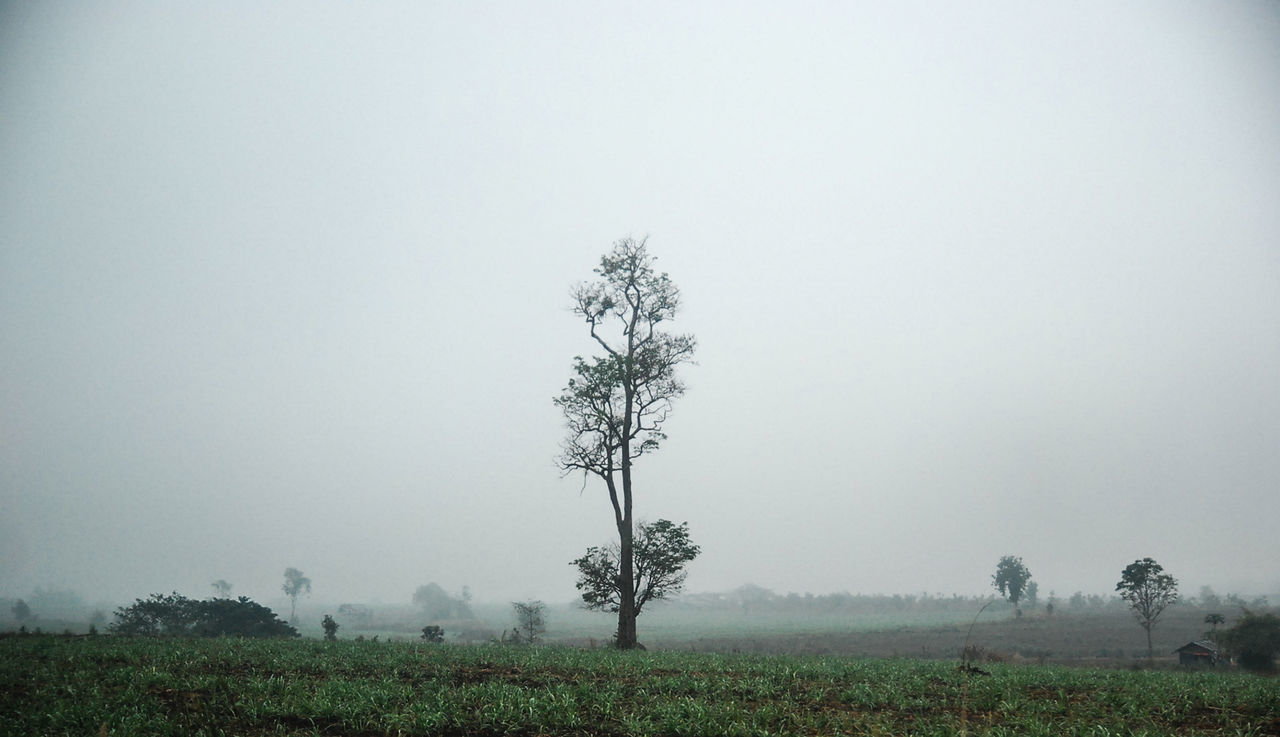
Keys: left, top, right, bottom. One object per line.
{"left": 511, "top": 601, "right": 547, "bottom": 645}
{"left": 555, "top": 238, "right": 696, "bottom": 485}
{"left": 282, "top": 568, "right": 311, "bottom": 623}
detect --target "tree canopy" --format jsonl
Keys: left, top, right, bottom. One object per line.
{"left": 992, "top": 555, "right": 1032, "bottom": 613}
{"left": 571, "top": 519, "right": 701, "bottom": 617}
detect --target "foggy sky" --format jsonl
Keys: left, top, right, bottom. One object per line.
{"left": 2, "top": 1, "right": 1278, "bottom": 610}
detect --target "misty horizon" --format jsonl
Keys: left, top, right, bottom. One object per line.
{"left": 3, "top": 3, "right": 1278, "bottom": 610}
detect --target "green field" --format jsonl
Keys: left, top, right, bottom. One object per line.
{"left": 3, "top": 635, "right": 1277, "bottom": 736}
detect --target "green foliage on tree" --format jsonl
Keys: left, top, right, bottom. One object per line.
{"left": 282, "top": 568, "right": 311, "bottom": 624}
{"left": 992, "top": 556, "right": 1032, "bottom": 614}
{"left": 11, "top": 599, "right": 31, "bottom": 623}
{"left": 109, "top": 593, "right": 297, "bottom": 638}
{"left": 321, "top": 614, "right": 339, "bottom": 641}
{"left": 211, "top": 579, "right": 232, "bottom": 598}
{"left": 572, "top": 519, "right": 701, "bottom": 624}
{"left": 420, "top": 625, "right": 445, "bottom": 643}
{"left": 1115, "top": 557, "right": 1179, "bottom": 663}
{"left": 1220, "top": 610, "right": 1280, "bottom": 673}
{"left": 555, "top": 238, "right": 697, "bottom": 649}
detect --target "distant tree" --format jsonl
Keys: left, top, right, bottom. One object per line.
{"left": 412, "top": 583, "right": 473, "bottom": 621}
{"left": 11, "top": 599, "right": 31, "bottom": 623}
{"left": 282, "top": 568, "right": 311, "bottom": 624}
{"left": 211, "top": 579, "right": 233, "bottom": 598}
{"left": 1115, "top": 557, "right": 1179, "bottom": 664}
{"left": 1220, "top": 610, "right": 1280, "bottom": 673}
{"left": 1198, "top": 585, "right": 1221, "bottom": 607}
{"left": 1204, "top": 613, "right": 1226, "bottom": 639}
{"left": 571, "top": 519, "right": 701, "bottom": 629}
{"left": 992, "top": 556, "right": 1032, "bottom": 616}
{"left": 731, "top": 584, "right": 778, "bottom": 616}
{"left": 321, "top": 614, "right": 339, "bottom": 641}
{"left": 110, "top": 593, "right": 296, "bottom": 638}
{"left": 1023, "top": 581, "right": 1039, "bottom": 609}
{"left": 420, "top": 625, "right": 444, "bottom": 643}
{"left": 555, "top": 238, "right": 697, "bottom": 649}
{"left": 511, "top": 601, "right": 546, "bottom": 645}
{"left": 337, "top": 603, "right": 373, "bottom": 627}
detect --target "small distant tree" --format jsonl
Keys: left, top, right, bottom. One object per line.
{"left": 992, "top": 556, "right": 1032, "bottom": 616}
{"left": 1198, "top": 585, "right": 1221, "bottom": 607}
{"left": 511, "top": 601, "right": 546, "bottom": 645}
{"left": 1023, "top": 581, "right": 1039, "bottom": 609}
{"left": 1220, "top": 610, "right": 1280, "bottom": 673}
{"left": 1204, "top": 613, "right": 1226, "bottom": 639}
{"left": 211, "top": 580, "right": 233, "bottom": 598}
{"left": 413, "top": 583, "right": 473, "bottom": 621}
{"left": 571, "top": 519, "right": 701, "bottom": 630}
{"left": 11, "top": 599, "right": 31, "bottom": 623}
{"left": 321, "top": 614, "right": 339, "bottom": 641}
{"left": 420, "top": 625, "right": 444, "bottom": 643}
{"left": 282, "top": 568, "right": 311, "bottom": 624}
{"left": 1115, "top": 557, "right": 1179, "bottom": 664}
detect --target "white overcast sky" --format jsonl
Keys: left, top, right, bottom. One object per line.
{"left": 2, "top": 1, "right": 1278, "bottom": 609}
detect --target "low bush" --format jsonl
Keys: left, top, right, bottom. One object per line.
{"left": 109, "top": 593, "right": 297, "bottom": 638}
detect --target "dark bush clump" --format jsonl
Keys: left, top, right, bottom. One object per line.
{"left": 110, "top": 593, "right": 298, "bottom": 638}
{"left": 1221, "top": 610, "right": 1280, "bottom": 673}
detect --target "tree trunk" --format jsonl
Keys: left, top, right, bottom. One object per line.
{"left": 1145, "top": 624, "right": 1154, "bottom": 665}
{"left": 615, "top": 515, "right": 637, "bottom": 648}
{"left": 615, "top": 351, "right": 638, "bottom": 649}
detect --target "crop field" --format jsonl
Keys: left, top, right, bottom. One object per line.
{"left": 3, "top": 635, "right": 1278, "bottom": 736}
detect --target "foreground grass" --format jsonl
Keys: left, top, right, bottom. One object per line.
{"left": 2, "top": 636, "right": 1277, "bottom": 736}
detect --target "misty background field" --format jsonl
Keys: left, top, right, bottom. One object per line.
{"left": 2, "top": 0, "right": 1278, "bottom": 655}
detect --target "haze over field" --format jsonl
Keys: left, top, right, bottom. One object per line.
{"left": 2, "top": 2, "right": 1278, "bottom": 610}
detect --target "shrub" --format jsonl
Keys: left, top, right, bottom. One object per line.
{"left": 420, "top": 625, "right": 444, "bottom": 643}
{"left": 322, "top": 614, "right": 339, "bottom": 641}
{"left": 109, "top": 593, "right": 298, "bottom": 638}
{"left": 1221, "top": 610, "right": 1280, "bottom": 673}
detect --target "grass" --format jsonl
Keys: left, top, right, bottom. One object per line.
{"left": 2, "top": 634, "right": 1277, "bottom": 736}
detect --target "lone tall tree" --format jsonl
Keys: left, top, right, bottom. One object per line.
{"left": 1115, "top": 557, "right": 1179, "bottom": 664}
{"left": 555, "top": 237, "right": 696, "bottom": 649}
{"left": 282, "top": 567, "right": 311, "bottom": 625}
{"left": 992, "top": 555, "right": 1032, "bottom": 616}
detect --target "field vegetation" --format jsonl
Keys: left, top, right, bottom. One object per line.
{"left": 3, "top": 634, "right": 1278, "bottom": 736}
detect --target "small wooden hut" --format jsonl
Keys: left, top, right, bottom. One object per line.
{"left": 1174, "top": 640, "right": 1219, "bottom": 667}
